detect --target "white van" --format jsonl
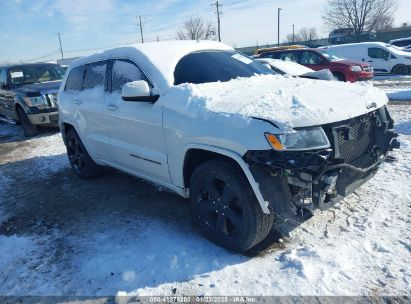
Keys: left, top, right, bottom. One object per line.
{"left": 322, "top": 42, "right": 411, "bottom": 75}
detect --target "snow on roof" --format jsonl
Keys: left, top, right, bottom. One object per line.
{"left": 166, "top": 74, "right": 388, "bottom": 130}
{"left": 68, "top": 40, "right": 233, "bottom": 89}
{"left": 256, "top": 58, "right": 313, "bottom": 76}
{"left": 389, "top": 37, "right": 411, "bottom": 43}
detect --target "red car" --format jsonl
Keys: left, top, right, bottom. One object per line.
{"left": 258, "top": 48, "right": 373, "bottom": 82}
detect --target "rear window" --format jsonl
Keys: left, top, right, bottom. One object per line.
{"left": 65, "top": 66, "right": 85, "bottom": 91}
{"left": 174, "top": 51, "right": 273, "bottom": 85}
{"left": 391, "top": 40, "right": 411, "bottom": 47}
{"left": 83, "top": 61, "right": 107, "bottom": 90}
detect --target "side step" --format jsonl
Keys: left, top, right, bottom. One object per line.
{"left": 0, "top": 115, "right": 17, "bottom": 125}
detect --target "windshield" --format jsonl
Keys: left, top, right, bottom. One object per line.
{"left": 174, "top": 50, "right": 274, "bottom": 85}
{"left": 10, "top": 64, "right": 66, "bottom": 85}
{"left": 317, "top": 49, "right": 345, "bottom": 62}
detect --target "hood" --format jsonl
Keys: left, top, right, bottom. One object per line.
{"left": 167, "top": 74, "right": 388, "bottom": 131}
{"left": 335, "top": 59, "right": 370, "bottom": 67}
{"left": 14, "top": 81, "right": 61, "bottom": 94}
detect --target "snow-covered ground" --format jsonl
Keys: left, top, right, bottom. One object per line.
{"left": 373, "top": 75, "right": 411, "bottom": 101}
{"left": 0, "top": 105, "right": 410, "bottom": 296}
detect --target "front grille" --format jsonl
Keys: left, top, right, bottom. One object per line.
{"left": 335, "top": 114, "right": 375, "bottom": 163}
{"left": 325, "top": 111, "right": 378, "bottom": 195}
{"left": 45, "top": 93, "right": 58, "bottom": 108}
{"left": 363, "top": 66, "right": 373, "bottom": 72}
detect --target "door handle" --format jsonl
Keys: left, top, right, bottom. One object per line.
{"left": 368, "top": 60, "right": 374, "bottom": 63}
{"left": 107, "top": 104, "right": 118, "bottom": 111}
{"left": 74, "top": 99, "right": 82, "bottom": 105}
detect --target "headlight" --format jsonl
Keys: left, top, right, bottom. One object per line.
{"left": 350, "top": 65, "right": 362, "bottom": 72}
{"left": 24, "top": 96, "right": 45, "bottom": 106}
{"left": 265, "top": 127, "right": 330, "bottom": 151}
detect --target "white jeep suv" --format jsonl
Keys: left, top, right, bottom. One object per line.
{"left": 58, "top": 41, "right": 399, "bottom": 252}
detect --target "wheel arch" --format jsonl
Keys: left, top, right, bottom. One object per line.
{"left": 391, "top": 64, "right": 409, "bottom": 75}
{"left": 182, "top": 144, "right": 270, "bottom": 214}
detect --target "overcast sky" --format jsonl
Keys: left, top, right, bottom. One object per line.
{"left": 1, "top": 0, "right": 411, "bottom": 63}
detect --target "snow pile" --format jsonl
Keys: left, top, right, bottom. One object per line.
{"left": 168, "top": 74, "right": 388, "bottom": 130}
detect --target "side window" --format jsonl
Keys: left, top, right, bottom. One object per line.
{"left": 0, "top": 68, "right": 7, "bottom": 86}
{"left": 83, "top": 61, "right": 107, "bottom": 90}
{"left": 300, "top": 51, "right": 323, "bottom": 64}
{"left": 279, "top": 51, "right": 298, "bottom": 62}
{"left": 111, "top": 59, "right": 147, "bottom": 92}
{"left": 65, "top": 66, "right": 85, "bottom": 91}
{"left": 368, "top": 48, "right": 390, "bottom": 59}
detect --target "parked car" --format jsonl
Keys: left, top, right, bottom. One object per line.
{"left": 258, "top": 48, "right": 373, "bottom": 82}
{"left": 58, "top": 41, "right": 399, "bottom": 252}
{"left": 0, "top": 63, "right": 65, "bottom": 136}
{"left": 255, "top": 58, "right": 335, "bottom": 80}
{"left": 389, "top": 37, "right": 411, "bottom": 48}
{"left": 322, "top": 42, "right": 411, "bottom": 75}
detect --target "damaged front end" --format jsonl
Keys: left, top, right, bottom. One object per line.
{"left": 244, "top": 106, "right": 400, "bottom": 221}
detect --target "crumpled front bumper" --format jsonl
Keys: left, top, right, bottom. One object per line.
{"left": 244, "top": 106, "right": 400, "bottom": 216}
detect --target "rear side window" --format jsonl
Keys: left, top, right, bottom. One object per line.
{"left": 65, "top": 66, "right": 85, "bottom": 91}
{"left": 368, "top": 48, "right": 390, "bottom": 59}
{"left": 300, "top": 51, "right": 324, "bottom": 64}
{"left": 83, "top": 61, "right": 107, "bottom": 90}
{"left": 111, "top": 59, "right": 147, "bottom": 92}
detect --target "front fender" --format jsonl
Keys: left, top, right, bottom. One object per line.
{"left": 179, "top": 143, "right": 271, "bottom": 214}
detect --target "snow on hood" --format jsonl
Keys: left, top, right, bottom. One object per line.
{"left": 167, "top": 75, "right": 388, "bottom": 131}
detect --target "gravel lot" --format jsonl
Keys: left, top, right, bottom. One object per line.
{"left": 0, "top": 105, "right": 410, "bottom": 297}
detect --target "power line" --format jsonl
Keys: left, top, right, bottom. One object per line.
{"left": 212, "top": 1, "right": 222, "bottom": 42}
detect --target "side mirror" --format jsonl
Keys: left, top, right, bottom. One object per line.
{"left": 121, "top": 80, "right": 159, "bottom": 102}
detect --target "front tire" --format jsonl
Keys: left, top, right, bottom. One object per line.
{"left": 65, "top": 128, "right": 102, "bottom": 179}
{"left": 332, "top": 72, "right": 346, "bottom": 81}
{"left": 17, "top": 107, "right": 37, "bottom": 137}
{"left": 190, "top": 160, "right": 274, "bottom": 252}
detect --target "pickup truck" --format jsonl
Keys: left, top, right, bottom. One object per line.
{"left": 58, "top": 41, "right": 399, "bottom": 252}
{"left": 0, "top": 63, "right": 64, "bottom": 136}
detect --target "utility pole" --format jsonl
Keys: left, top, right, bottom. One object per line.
{"left": 277, "top": 8, "right": 282, "bottom": 46}
{"left": 212, "top": 1, "right": 222, "bottom": 42}
{"left": 57, "top": 32, "right": 64, "bottom": 59}
{"left": 292, "top": 24, "right": 295, "bottom": 43}
{"left": 138, "top": 16, "right": 144, "bottom": 43}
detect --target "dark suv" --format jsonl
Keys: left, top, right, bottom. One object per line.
{"left": 258, "top": 48, "right": 373, "bottom": 82}
{"left": 0, "top": 63, "right": 65, "bottom": 136}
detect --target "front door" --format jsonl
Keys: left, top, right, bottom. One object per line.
{"left": 367, "top": 47, "right": 391, "bottom": 73}
{"left": 105, "top": 59, "right": 170, "bottom": 182}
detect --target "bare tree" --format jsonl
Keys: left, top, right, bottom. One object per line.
{"left": 177, "top": 16, "right": 216, "bottom": 40}
{"left": 285, "top": 27, "right": 319, "bottom": 43}
{"left": 323, "top": 0, "right": 397, "bottom": 41}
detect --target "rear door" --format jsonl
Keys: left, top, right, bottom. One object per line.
{"left": 105, "top": 59, "right": 170, "bottom": 182}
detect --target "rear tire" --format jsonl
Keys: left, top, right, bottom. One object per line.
{"left": 332, "top": 72, "right": 346, "bottom": 81}
{"left": 189, "top": 159, "right": 274, "bottom": 252}
{"left": 65, "top": 128, "right": 102, "bottom": 179}
{"left": 17, "top": 107, "right": 37, "bottom": 137}
{"left": 392, "top": 65, "right": 409, "bottom": 75}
